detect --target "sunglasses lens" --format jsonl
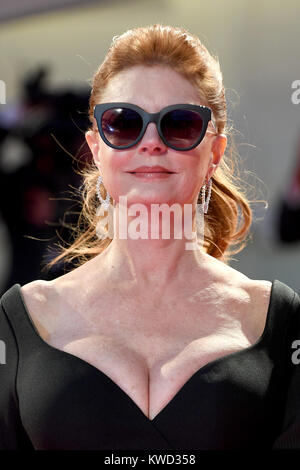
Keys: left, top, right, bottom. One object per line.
{"left": 101, "top": 108, "right": 143, "bottom": 147}
{"left": 161, "top": 109, "right": 204, "bottom": 149}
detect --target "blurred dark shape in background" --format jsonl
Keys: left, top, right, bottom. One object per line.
{"left": 277, "top": 132, "right": 300, "bottom": 244}
{"left": 0, "top": 66, "right": 92, "bottom": 295}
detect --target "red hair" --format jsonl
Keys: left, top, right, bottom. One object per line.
{"left": 44, "top": 24, "right": 259, "bottom": 273}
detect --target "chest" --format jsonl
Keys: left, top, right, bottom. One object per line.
{"left": 19, "top": 329, "right": 276, "bottom": 450}
{"left": 22, "top": 281, "right": 270, "bottom": 421}
{"left": 48, "top": 312, "right": 254, "bottom": 421}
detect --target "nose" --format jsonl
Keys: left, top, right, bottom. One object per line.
{"left": 137, "top": 122, "right": 168, "bottom": 155}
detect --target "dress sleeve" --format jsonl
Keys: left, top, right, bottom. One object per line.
{"left": 272, "top": 290, "right": 300, "bottom": 449}
{"left": 0, "top": 298, "right": 33, "bottom": 449}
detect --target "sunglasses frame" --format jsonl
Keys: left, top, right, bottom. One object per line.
{"left": 93, "top": 102, "right": 212, "bottom": 151}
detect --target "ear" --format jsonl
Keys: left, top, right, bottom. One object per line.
{"left": 85, "top": 130, "right": 101, "bottom": 170}
{"left": 208, "top": 134, "right": 227, "bottom": 179}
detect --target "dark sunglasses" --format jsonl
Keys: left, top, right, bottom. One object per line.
{"left": 93, "top": 102, "right": 213, "bottom": 151}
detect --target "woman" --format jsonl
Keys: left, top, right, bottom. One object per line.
{"left": 0, "top": 24, "right": 300, "bottom": 450}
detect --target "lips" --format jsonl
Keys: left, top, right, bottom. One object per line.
{"left": 128, "top": 165, "right": 175, "bottom": 173}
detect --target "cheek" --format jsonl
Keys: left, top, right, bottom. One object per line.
{"left": 181, "top": 151, "right": 209, "bottom": 192}
{"left": 179, "top": 149, "right": 207, "bottom": 178}
{"left": 102, "top": 148, "right": 132, "bottom": 173}
{"left": 181, "top": 169, "right": 203, "bottom": 196}
{"left": 100, "top": 150, "right": 134, "bottom": 198}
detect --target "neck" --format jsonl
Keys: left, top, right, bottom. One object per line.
{"left": 93, "top": 201, "right": 210, "bottom": 293}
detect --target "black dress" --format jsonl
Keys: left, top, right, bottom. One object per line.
{"left": 0, "top": 280, "right": 300, "bottom": 450}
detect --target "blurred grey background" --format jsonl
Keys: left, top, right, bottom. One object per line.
{"left": 0, "top": 0, "right": 299, "bottom": 293}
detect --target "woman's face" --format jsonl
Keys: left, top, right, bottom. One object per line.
{"left": 86, "top": 64, "right": 226, "bottom": 208}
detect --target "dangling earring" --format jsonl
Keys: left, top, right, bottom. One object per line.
{"left": 201, "top": 177, "right": 212, "bottom": 214}
{"left": 96, "top": 174, "right": 111, "bottom": 209}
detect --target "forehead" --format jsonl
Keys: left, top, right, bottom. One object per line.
{"left": 100, "top": 65, "right": 204, "bottom": 111}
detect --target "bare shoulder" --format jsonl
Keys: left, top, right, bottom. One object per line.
{"left": 207, "top": 257, "right": 273, "bottom": 303}
{"left": 210, "top": 256, "right": 272, "bottom": 299}
{"left": 246, "top": 278, "right": 273, "bottom": 301}
{"left": 20, "top": 270, "right": 75, "bottom": 307}
{"left": 21, "top": 279, "right": 49, "bottom": 305}
{"left": 242, "top": 278, "right": 273, "bottom": 316}
{"left": 234, "top": 275, "right": 273, "bottom": 341}
{"left": 20, "top": 279, "right": 59, "bottom": 328}
{"left": 208, "top": 258, "right": 273, "bottom": 338}
{"left": 20, "top": 274, "right": 87, "bottom": 330}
